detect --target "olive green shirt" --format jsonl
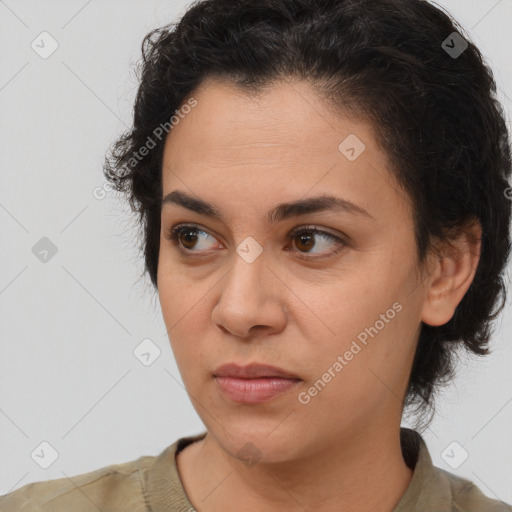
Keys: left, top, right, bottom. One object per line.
{"left": 1, "top": 428, "right": 510, "bottom": 511}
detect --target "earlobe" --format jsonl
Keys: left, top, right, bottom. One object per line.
{"left": 420, "top": 219, "right": 482, "bottom": 327}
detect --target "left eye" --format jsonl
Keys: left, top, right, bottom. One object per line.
{"left": 165, "top": 224, "right": 346, "bottom": 259}
{"left": 286, "top": 226, "right": 346, "bottom": 257}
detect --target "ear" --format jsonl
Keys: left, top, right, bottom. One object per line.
{"left": 420, "top": 217, "right": 482, "bottom": 327}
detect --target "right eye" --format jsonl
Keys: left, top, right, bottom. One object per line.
{"left": 165, "top": 224, "right": 221, "bottom": 254}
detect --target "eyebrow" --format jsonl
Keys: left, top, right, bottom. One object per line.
{"left": 161, "top": 190, "right": 374, "bottom": 223}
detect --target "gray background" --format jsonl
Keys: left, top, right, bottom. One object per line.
{"left": 1, "top": 0, "right": 511, "bottom": 503}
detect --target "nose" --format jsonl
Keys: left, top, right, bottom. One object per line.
{"left": 211, "top": 252, "right": 287, "bottom": 340}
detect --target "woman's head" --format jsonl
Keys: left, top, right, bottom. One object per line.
{"left": 104, "top": 0, "right": 512, "bottom": 439}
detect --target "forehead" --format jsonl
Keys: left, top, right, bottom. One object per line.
{"left": 161, "top": 78, "right": 411, "bottom": 223}
{"left": 166, "top": 78, "right": 354, "bottom": 154}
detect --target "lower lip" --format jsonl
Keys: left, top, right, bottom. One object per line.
{"left": 215, "top": 376, "right": 300, "bottom": 404}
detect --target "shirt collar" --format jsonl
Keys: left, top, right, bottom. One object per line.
{"left": 393, "top": 427, "right": 453, "bottom": 511}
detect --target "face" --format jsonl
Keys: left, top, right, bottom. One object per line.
{"left": 157, "top": 77, "right": 429, "bottom": 463}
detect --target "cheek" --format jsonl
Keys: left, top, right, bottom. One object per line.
{"left": 297, "top": 312, "right": 411, "bottom": 429}
{"left": 302, "top": 274, "right": 393, "bottom": 353}
{"left": 300, "top": 261, "right": 416, "bottom": 392}
{"left": 157, "top": 266, "right": 209, "bottom": 360}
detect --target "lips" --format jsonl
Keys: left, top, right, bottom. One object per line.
{"left": 213, "top": 362, "right": 301, "bottom": 380}
{"left": 213, "top": 363, "right": 301, "bottom": 404}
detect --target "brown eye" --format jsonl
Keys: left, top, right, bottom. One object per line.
{"left": 178, "top": 228, "right": 199, "bottom": 249}
{"left": 294, "top": 232, "right": 315, "bottom": 252}
{"left": 288, "top": 226, "right": 346, "bottom": 258}
{"left": 165, "top": 225, "right": 218, "bottom": 252}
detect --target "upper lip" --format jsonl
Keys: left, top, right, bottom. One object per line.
{"left": 214, "top": 363, "right": 301, "bottom": 380}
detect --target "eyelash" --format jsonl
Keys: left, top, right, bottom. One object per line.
{"left": 164, "top": 223, "right": 347, "bottom": 260}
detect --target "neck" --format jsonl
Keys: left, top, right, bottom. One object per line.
{"left": 177, "top": 422, "right": 414, "bottom": 512}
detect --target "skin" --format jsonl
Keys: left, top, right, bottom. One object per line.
{"left": 157, "top": 77, "right": 482, "bottom": 512}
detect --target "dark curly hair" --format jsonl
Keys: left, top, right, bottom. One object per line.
{"left": 103, "top": 0, "right": 512, "bottom": 427}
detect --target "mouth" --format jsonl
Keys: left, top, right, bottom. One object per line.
{"left": 213, "top": 362, "right": 301, "bottom": 379}
{"left": 213, "top": 363, "right": 301, "bottom": 404}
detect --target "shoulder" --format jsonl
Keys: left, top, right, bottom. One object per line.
{"left": 398, "top": 428, "right": 511, "bottom": 512}
{"left": 437, "top": 466, "right": 512, "bottom": 512}
{"left": 0, "top": 454, "right": 157, "bottom": 512}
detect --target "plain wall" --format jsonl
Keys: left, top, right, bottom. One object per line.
{"left": 1, "top": 0, "right": 511, "bottom": 503}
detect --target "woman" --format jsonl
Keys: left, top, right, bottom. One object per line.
{"left": 2, "top": 0, "right": 511, "bottom": 510}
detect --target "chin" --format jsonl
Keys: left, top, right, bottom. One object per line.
{"left": 208, "top": 421, "right": 307, "bottom": 465}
